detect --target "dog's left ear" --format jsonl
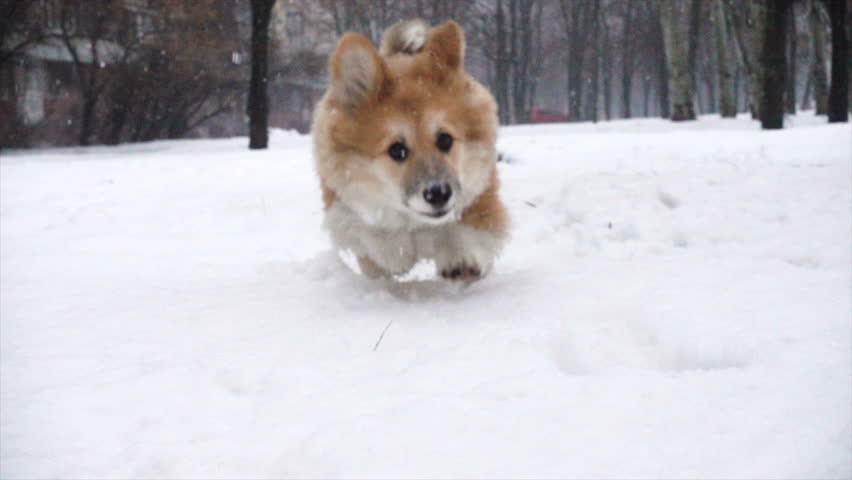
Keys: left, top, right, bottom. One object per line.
{"left": 329, "top": 33, "right": 388, "bottom": 109}
{"left": 426, "top": 21, "right": 465, "bottom": 70}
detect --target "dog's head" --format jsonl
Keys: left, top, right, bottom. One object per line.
{"left": 313, "top": 21, "right": 498, "bottom": 226}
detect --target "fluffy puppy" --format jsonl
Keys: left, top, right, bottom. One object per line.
{"left": 312, "top": 20, "right": 508, "bottom": 282}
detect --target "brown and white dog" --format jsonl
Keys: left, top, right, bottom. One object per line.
{"left": 312, "top": 20, "right": 508, "bottom": 282}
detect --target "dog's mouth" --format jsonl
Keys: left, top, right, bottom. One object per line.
{"left": 421, "top": 209, "right": 450, "bottom": 219}
{"left": 407, "top": 205, "right": 455, "bottom": 224}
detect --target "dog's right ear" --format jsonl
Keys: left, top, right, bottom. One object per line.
{"left": 426, "top": 21, "right": 465, "bottom": 71}
{"left": 329, "top": 33, "right": 387, "bottom": 109}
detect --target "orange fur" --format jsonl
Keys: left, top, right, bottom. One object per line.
{"left": 460, "top": 168, "right": 508, "bottom": 237}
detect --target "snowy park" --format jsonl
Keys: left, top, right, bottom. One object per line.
{"left": 1, "top": 113, "right": 849, "bottom": 478}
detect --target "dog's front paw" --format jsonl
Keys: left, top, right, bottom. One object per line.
{"left": 439, "top": 262, "right": 482, "bottom": 282}
{"left": 435, "top": 226, "right": 504, "bottom": 282}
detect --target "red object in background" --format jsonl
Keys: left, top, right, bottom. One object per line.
{"left": 527, "top": 108, "right": 569, "bottom": 123}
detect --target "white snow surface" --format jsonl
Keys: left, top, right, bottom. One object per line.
{"left": 1, "top": 113, "right": 850, "bottom": 478}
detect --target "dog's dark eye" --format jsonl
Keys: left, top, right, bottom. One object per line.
{"left": 436, "top": 132, "right": 453, "bottom": 153}
{"left": 388, "top": 142, "right": 408, "bottom": 162}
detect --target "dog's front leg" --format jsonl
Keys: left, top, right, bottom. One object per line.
{"left": 359, "top": 229, "right": 418, "bottom": 277}
{"left": 435, "top": 225, "right": 504, "bottom": 281}
{"left": 435, "top": 180, "right": 508, "bottom": 282}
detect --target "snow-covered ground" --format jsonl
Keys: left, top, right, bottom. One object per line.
{"left": 1, "top": 113, "right": 850, "bottom": 478}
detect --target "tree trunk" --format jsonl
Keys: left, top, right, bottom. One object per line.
{"left": 495, "top": 0, "right": 510, "bottom": 124}
{"left": 729, "top": 0, "right": 767, "bottom": 118}
{"left": 800, "top": 71, "right": 812, "bottom": 109}
{"left": 79, "top": 94, "right": 97, "bottom": 146}
{"left": 688, "top": 0, "right": 702, "bottom": 112}
{"left": 248, "top": 0, "right": 275, "bottom": 150}
{"left": 525, "top": 1, "right": 544, "bottom": 121}
{"left": 659, "top": 0, "right": 696, "bottom": 120}
{"left": 653, "top": 8, "right": 671, "bottom": 118}
{"left": 105, "top": 80, "right": 136, "bottom": 145}
{"left": 508, "top": 0, "right": 518, "bottom": 124}
{"left": 761, "top": 0, "right": 791, "bottom": 129}
{"left": 746, "top": 1, "right": 767, "bottom": 118}
{"left": 590, "top": 0, "right": 599, "bottom": 122}
{"left": 602, "top": 18, "right": 613, "bottom": 120}
{"left": 809, "top": 0, "right": 829, "bottom": 114}
{"left": 621, "top": 1, "right": 635, "bottom": 118}
{"left": 734, "top": 63, "right": 742, "bottom": 111}
{"left": 511, "top": 0, "right": 535, "bottom": 124}
{"left": 825, "top": 0, "right": 849, "bottom": 122}
{"left": 621, "top": 55, "right": 633, "bottom": 118}
{"left": 707, "top": 72, "right": 718, "bottom": 113}
{"left": 563, "top": 0, "right": 590, "bottom": 122}
{"left": 715, "top": 0, "right": 737, "bottom": 117}
{"left": 785, "top": 6, "right": 797, "bottom": 114}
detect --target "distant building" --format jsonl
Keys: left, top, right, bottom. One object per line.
{"left": 267, "top": 0, "right": 336, "bottom": 133}
{"left": 0, "top": 0, "right": 162, "bottom": 147}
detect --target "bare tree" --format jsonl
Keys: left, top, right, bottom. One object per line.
{"left": 728, "top": 0, "right": 766, "bottom": 118}
{"left": 651, "top": 3, "right": 671, "bottom": 118}
{"left": 621, "top": 1, "right": 637, "bottom": 118}
{"left": 413, "top": 0, "right": 475, "bottom": 26}
{"left": 560, "top": 0, "right": 592, "bottom": 121}
{"left": 589, "top": 0, "right": 600, "bottom": 122}
{"left": 248, "top": 0, "right": 276, "bottom": 150}
{"left": 509, "top": 0, "right": 537, "bottom": 123}
{"left": 494, "top": 0, "right": 510, "bottom": 123}
{"left": 324, "top": 0, "right": 368, "bottom": 36}
{"left": 761, "top": 0, "right": 792, "bottom": 129}
{"left": 474, "top": 0, "right": 544, "bottom": 124}
{"left": 57, "top": 0, "right": 112, "bottom": 146}
{"left": 825, "top": 0, "right": 848, "bottom": 122}
{"left": 784, "top": 4, "right": 797, "bottom": 114}
{"left": 808, "top": 0, "right": 829, "bottom": 114}
{"left": 600, "top": 5, "right": 614, "bottom": 120}
{"left": 526, "top": 2, "right": 547, "bottom": 117}
{"left": 659, "top": 0, "right": 696, "bottom": 120}
{"left": 714, "top": 0, "right": 737, "bottom": 117}
{"left": 321, "top": 0, "right": 401, "bottom": 43}
{"left": 687, "top": 0, "right": 702, "bottom": 109}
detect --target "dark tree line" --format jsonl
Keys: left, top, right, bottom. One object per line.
{"left": 755, "top": 0, "right": 847, "bottom": 128}
{"left": 244, "top": 0, "right": 848, "bottom": 143}
{"left": 3, "top": 0, "right": 848, "bottom": 149}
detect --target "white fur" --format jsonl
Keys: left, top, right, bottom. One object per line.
{"left": 324, "top": 201, "right": 505, "bottom": 278}
{"left": 433, "top": 225, "right": 504, "bottom": 277}
{"left": 398, "top": 23, "right": 427, "bottom": 53}
{"left": 325, "top": 202, "right": 418, "bottom": 275}
{"left": 456, "top": 141, "right": 495, "bottom": 211}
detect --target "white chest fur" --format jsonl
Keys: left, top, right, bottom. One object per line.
{"left": 324, "top": 202, "right": 504, "bottom": 277}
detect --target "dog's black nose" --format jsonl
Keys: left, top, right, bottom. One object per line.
{"left": 423, "top": 182, "right": 452, "bottom": 208}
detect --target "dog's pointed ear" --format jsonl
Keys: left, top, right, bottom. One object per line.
{"left": 329, "top": 33, "right": 387, "bottom": 109}
{"left": 426, "top": 21, "right": 465, "bottom": 70}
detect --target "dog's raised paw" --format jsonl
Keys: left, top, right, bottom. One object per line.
{"left": 440, "top": 262, "right": 482, "bottom": 282}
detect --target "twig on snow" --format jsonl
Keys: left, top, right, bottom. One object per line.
{"left": 373, "top": 318, "right": 394, "bottom": 351}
